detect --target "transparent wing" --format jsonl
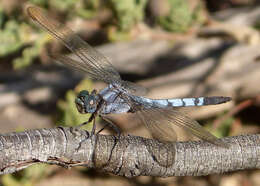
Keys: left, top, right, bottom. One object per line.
{"left": 54, "top": 55, "right": 148, "bottom": 95}
{"left": 137, "top": 107, "right": 228, "bottom": 147}
{"left": 27, "top": 6, "right": 121, "bottom": 84}
{"left": 53, "top": 54, "right": 113, "bottom": 82}
{"left": 137, "top": 108, "right": 177, "bottom": 142}
{"left": 120, "top": 80, "right": 148, "bottom": 96}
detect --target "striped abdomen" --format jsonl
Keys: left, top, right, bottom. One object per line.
{"left": 132, "top": 96, "right": 231, "bottom": 109}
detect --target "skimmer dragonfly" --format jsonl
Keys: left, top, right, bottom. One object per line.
{"left": 27, "top": 6, "right": 231, "bottom": 147}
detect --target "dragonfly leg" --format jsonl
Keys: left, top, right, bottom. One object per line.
{"left": 76, "top": 121, "right": 89, "bottom": 129}
{"left": 76, "top": 113, "right": 96, "bottom": 130}
{"left": 97, "top": 123, "right": 106, "bottom": 134}
{"left": 75, "top": 114, "right": 96, "bottom": 151}
{"left": 101, "top": 117, "right": 121, "bottom": 139}
{"left": 91, "top": 117, "right": 96, "bottom": 136}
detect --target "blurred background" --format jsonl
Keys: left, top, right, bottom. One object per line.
{"left": 1, "top": 0, "right": 260, "bottom": 185}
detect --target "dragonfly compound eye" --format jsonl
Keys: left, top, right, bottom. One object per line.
{"left": 75, "top": 97, "right": 86, "bottom": 113}
{"left": 78, "top": 90, "right": 89, "bottom": 97}
{"left": 75, "top": 90, "right": 89, "bottom": 114}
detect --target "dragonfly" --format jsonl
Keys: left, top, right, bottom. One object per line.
{"left": 27, "top": 6, "right": 231, "bottom": 147}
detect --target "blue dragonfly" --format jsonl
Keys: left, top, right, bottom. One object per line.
{"left": 27, "top": 6, "right": 231, "bottom": 147}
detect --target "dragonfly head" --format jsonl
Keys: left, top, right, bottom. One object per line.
{"left": 75, "top": 90, "right": 99, "bottom": 114}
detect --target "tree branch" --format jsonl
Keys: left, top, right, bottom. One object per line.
{"left": 0, "top": 127, "right": 259, "bottom": 177}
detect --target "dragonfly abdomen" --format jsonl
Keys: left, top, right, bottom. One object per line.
{"left": 134, "top": 96, "right": 231, "bottom": 108}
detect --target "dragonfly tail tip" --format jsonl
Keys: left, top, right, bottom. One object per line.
{"left": 204, "top": 96, "right": 232, "bottom": 105}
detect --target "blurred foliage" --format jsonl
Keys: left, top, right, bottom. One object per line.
{"left": 29, "top": 0, "right": 77, "bottom": 12}
{"left": 0, "top": 0, "right": 206, "bottom": 68}
{"left": 76, "top": 0, "right": 101, "bottom": 19}
{"left": 0, "top": 6, "right": 5, "bottom": 28}
{"left": 157, "top": 0, "right": 206, "bottom": 32}
{"left": 0, "top": 0, "right": 100, "bottom": 69}
{"left": 56, "top": 78, "right": 98, "bottom": 131}
{"left": 49, "top": 0, "right": 79, "bottom": 12}
{"left": 1, "top": 164, "right": 48, "bottom": 186}
{"left": 29, "top": 0, "right": 101, "bottom": 19}
{"left": 253, "top": 20, "right": 260, "bottom": 30}
{"left": 108, "top": 0, "right": 148, "bottom": 31}
{"left": 0, "top": 20, "right": 26, "bottom": 57}
{"left": 108, "top": 27, "right": 133, "bottom": 41}
{"left": 205, "top": 114, "right": 233, "bottom": 138}
{"left": 12, "top": 33, "right": 50, "bottom": 69}
{"left": 107, "top": 0, "right": 148, "bottom": 41}
{"left": 218, "top": 117, "right": 233, "bottom": 137}
{"left": 0, "top": 3, "right": 50, "bottom": 69}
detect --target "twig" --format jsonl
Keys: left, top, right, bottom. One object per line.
{"left": 0, "top": 127, "right": 260, "bottom": 177}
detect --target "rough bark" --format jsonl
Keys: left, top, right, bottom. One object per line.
{"left": 0, "top": 127, "right": 259, "bottom": 177}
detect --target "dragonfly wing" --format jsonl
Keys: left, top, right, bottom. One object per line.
{"left": 55, "top": 55, "right": 148, "bottom": 95}
{"left": 137, "top": 109, "right": 176, "bottom": 167}
{"left": 137, "top": 107, "right": 228, "bottom": 147}
{"left": 137, "top": 108, "right": 177, "bottom": 142}
{"left": 121, "top": 80, "right": 148, "bottom": 96}
{"left": 27, "top": 6, "right": 121, "bottom": 84}
{"left": 53, "top": 54, "right": 112, "bottom": 82}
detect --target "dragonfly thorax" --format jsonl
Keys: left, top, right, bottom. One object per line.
{"left": 75, "top": 90, "right": 100, "bottom": 114}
